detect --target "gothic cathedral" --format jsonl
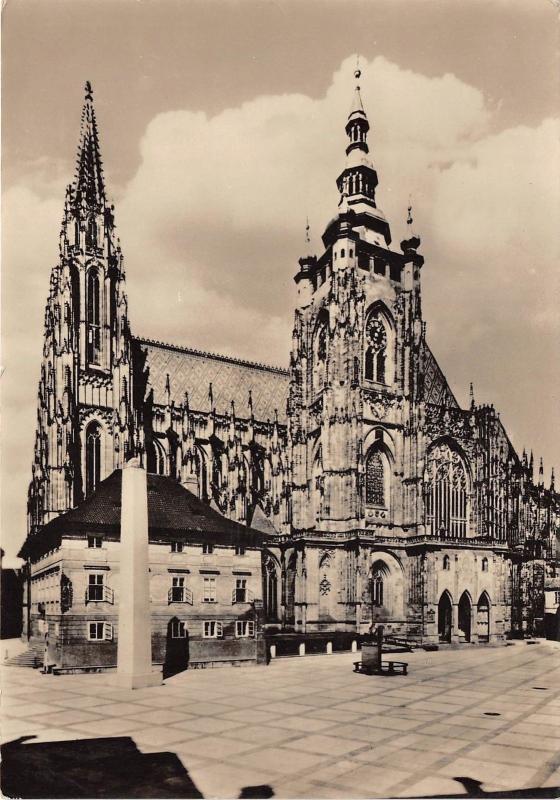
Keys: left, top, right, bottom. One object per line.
{"left": 26, "top": 75, "right": 559, "bottom": 644}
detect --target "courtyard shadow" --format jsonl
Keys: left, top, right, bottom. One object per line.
{"left": 417, "top": 776, "right": 559, "bottom": 799}
{"left": 1, "top": 735, "right": 204, "bottom": 798}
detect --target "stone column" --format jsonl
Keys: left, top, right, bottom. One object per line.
{"left": 452, "top": 603, "right": 460, "bottom": 643}
{"left": 115, "top": 458, "right": 161, "bottom": 688}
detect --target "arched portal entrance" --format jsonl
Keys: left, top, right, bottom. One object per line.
{"left": 438, "top": 591, "right": 453, "bottom": 643}
{"left": 458, "top": 592, "right": 472, "bottom": 643}
{"left": 477, "top": 592, "right": 490, "bottom": 643}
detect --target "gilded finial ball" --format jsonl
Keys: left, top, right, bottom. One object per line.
{"left": 354, "top": 68, "right": 361, "bottom": 80}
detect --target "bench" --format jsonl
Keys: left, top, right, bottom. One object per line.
{"left": 353, "top": 659, "right": 408, "bottom": 676}
{"left": 353, "top": 626, "right": 409, "bottom": 676}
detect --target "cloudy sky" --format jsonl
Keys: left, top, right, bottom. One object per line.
{"left": 2, "top": 0, "right": 559, "bottom": 557}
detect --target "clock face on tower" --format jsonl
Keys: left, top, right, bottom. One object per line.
{"left": 367, "top": 318, "right": 386, "bottom": 352}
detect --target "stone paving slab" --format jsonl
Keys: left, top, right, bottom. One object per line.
{"left": 1, "top": 639, "right": 559, "bottom": 798}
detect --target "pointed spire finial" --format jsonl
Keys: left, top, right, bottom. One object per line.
{"left": 551, "top": 467, "right": 555, "bottom": 492}
{"left": 354, "top": 54, "right": 361, "bottom": 86}
{"left": 305, "top": 216, "right": 310, "bottom": 246}
{"left": 469, "top": 382, "right": 475, "bottom": 410}
{"left": 248, "top": 388, "right": 253, "bottom": 415}
{"left": 407, "top": 195, "right": 413, "bottom": 228}
{"left": 74, "top": 80, "right": 106, "bottom": 209}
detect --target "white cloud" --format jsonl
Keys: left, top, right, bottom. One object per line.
{"left": 3, "top": 54, "right": 559, "bottom": 555}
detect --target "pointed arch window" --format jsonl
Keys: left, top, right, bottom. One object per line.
{"left": 313, "top": 320, "right": 328, "bottom": 396}
{"left": 86, "top": 216, "right": 97, "bottom": 249}
{"left": 365, "top": 316, "right": 387, "bottom": 383}
{"left": 425, "top": 442, "right": 469, "bottom": 538}
{"left": 311, "top": 446, "right": 323, "bottom": 524}
{"left": 146, "top": 438, "right": 166, "bottom": 476}
{"left": 365, "top": 449, "right": 385, "bottom": 506}
{"left": 85, "top": 422, "right": 102, "bottom": 495}
{"left": 87, "top": 269, "right": 101, "bottom": 364}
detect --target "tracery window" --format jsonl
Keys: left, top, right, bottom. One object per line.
{"left": 371, "top": 572, "right": 383, "bottom": 607}
{"left": 365, "top": 449, "right": 385, "bottom": 506}
{"left": 87, "top": 269, "right": 101, "bottom": 364}
{"left": 364, "top": 316, "right": 387, "bottom": 383}
{"left": 85, "top": 422, "right": 102, "bottom": 495}
{"left": 86, "top": 216, "right": 97, "bottom": 249}
{"left": 425, "top": 442, "right": 469, "bottom": 538}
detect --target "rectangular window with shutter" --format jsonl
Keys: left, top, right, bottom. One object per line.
{"left": 88, "top": 621, "right": 112, "bottom": 641}
{"left": 235, "top": 620, "right": 255, "bottom": 638}
{"left": 203, "top": 620, "right": 223, "bottom": 638}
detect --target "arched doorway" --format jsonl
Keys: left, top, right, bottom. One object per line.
{"left": 164, "top": 618, "right": 189, "bottom": 678}
{"left": 458, "top": 592, "right": 472, "bottom": 643}
{"left": 438, "top": 591, "right": 453, "bottom": 643}
{"left": 477, "top": 592, "right": 490, "bottom": 643}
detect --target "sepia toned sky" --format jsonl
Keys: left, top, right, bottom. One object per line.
{"left": 2, "top": 0, "right": 559, "bottom": 557}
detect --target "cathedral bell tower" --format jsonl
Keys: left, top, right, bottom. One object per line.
{"left": 288, "top": 66, "right": 424, "bottom": 537}
{"left": 27, "top": 83, "right": 135, "bottom": 534}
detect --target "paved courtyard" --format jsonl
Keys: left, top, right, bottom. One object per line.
{"left": 2, "top": 639, "right": 559, "bottom": 798}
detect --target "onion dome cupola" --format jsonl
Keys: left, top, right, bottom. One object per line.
{"left": 323, "top": 65, "right": 391, "bottom": 249}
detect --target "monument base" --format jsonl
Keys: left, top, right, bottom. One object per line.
{"left": 114, "top": 669, "right": 162, "bottom": 689}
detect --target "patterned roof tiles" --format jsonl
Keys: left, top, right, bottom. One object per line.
{"left": 423, "top": 344, "right": 459, "bottom": 409}
{"left": 134, "top": 337, "right": 289, "bottom": 423}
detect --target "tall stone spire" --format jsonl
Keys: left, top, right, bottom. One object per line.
{"left": 28, "top": 82, "right": 134, "bottom": 534}
{"left": 72, "top": 82, "right": 106, "bottom": 211}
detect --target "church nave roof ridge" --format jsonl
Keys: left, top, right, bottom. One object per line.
{"left": 134, "top": 334, "right": 289, "bottom": 376}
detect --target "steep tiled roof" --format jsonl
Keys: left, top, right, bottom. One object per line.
{"left": 134, "top": 337, "right": 289, "bottom": 424}
{"left": 20, "top": 470, "right": 271, "bottom": 559}
{"left": 423, "top": 344, "right": 459, "bottom": 409}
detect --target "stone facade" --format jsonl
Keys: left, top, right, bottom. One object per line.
{"left": 23, "top": 77, "right": 559, "bottom": 650}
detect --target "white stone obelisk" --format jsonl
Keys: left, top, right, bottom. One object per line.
{"left": 115, "top": 458, "right": 161, "bottom": 688}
